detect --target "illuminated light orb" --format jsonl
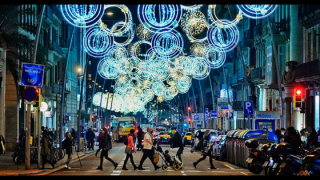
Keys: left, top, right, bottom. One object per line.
{"left": 137, "top": 4, "right": 182, "bottom": 33}
{"left": 100, "top": 5, "right": 132, "bottom": 36}
{"left": 207, "top": 20, "right": 240, "bottom": 52}
{"left": 60, "top": 4, "right": 105, "bottom": 28}
{"left": 180, "top": 10, "right": 207, "bottom": 35}
{"left": 190, "top": 42, "right": 209, "bottom": 57}
{"left": 181, "top": 4, "right": 204, "bottom": 11}
{"left": 97, "top": 57, "right": 121, "bottom": 79}
{"left": 236, "top": 5, "right": 278, "bottom": 19}
{"left": 177, "top": 75, "right": 192, "bottom": 94}
{"left": 130, "top": 40, "right": 152, "bottom": 62}
{"left": 190, "top": 55, "right": 210, "bottom": 80}
{"left": 83, "top": 25, "right": 114, "bottom": 58}
{"left": 204, "top": 45, "right": 226, "bottom": 69}
{"left": 112, "top": 22, "right": 135, "bottom": 47}
{"left": 157, "top": 96, "right": 164, "bottom": 103}
{"left": 136, "top": 24, "right": 154, "bottom": 40}
{"left": 208, "top": 4, "right": 243, "bottom": 28}
{"left": 151, "top": 28, "right": 184, "bottom": 59}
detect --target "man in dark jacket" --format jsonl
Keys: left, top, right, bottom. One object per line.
{"left": 86, "top": 128, "right": 95, "bottom": 150}
{"left": 97, "top": 128, "right": 118, "bottom": 170}
{"left": 137, "top": 126, "right": 143, "bottom": 151}
{"left": 170, "top": 127, "right": 183, "bottom": 167}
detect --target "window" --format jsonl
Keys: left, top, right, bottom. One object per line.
{"left": 278, "top": 44, "right": 286, "bottom": 72}
{"left": 266, "top": 46, "right": 272, "bottom": 85}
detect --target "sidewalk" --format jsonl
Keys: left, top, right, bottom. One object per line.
{"left": 0, "top": 145, "right": 98, "bottom": 176}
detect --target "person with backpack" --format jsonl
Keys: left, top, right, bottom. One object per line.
{"left": 122, "top": 129, "right": 137, "bottom": 170}
{"left": 193, "top": 130, "right": 216, "bottom": 169}
{"left": 63, "top": 132, "right": 73, "bottom": 169}
{"left": 97, "top": 128, "right": 118, "bottom": 170}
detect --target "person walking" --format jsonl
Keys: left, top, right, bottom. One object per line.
{"left": 86, "top": 128, "right": 95, "bottom": 151}
{"left": 284, "top": 126, "right": 302, "bottom": 155}
{"left": 122, "top": 129, "right": 137, "bottom": 170}
{"left": 308, "top": 128, "right": 318, "bottom": 148}
{"left": 40, "top": 131, "right": 54, "bottom": 169}
{"left": 300, "top": 129, "right": 308, "bottom": 148}
{"left": 97, "top": 128, "right": 118, "bottom": 170}
{"left": 112, "top": 126, "right": 118, "bottom": 142}
{"left": 137, "top": 126, "right": 143, "bottom": 151}
{"left": 193, "top": 130, "right": 216, "bottom": 169}
{"left": 63, "top": 132, "right": 73, "bottom": 169}
{"left": 169, "top": 127, "right": 183, "bottom": 167}
{"left": 95, "top": 130, "right": 104, "bottom": 156}
{"left": 137, "top": 127, "right": 161, "bottom": 171}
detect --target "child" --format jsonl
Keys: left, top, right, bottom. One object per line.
{"left": 165, "top": 150, "right": 173, "bottom": 166}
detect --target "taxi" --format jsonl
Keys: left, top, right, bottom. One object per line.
{"left": 158, "top": 131, "right": 171, "bottom": 144}
{"left": 183, "top": 132, "right": 192, "bottom": 145}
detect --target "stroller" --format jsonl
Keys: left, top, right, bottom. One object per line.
{"left": 154, "top": 145, "right": 182, "bottom": 171}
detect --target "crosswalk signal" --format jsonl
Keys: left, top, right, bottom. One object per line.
{"left": 293, "top": 88, "right": 302, "bottom": 108}
{"left": 34, "top": 88, "right": 41, "bottom": 107}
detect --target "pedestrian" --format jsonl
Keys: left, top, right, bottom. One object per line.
{"left": 300, "top": 129, "right": 308, "bottom": 148}
{"left": 86, "top": 128, "right": 95, "bottom": 150}
{"left": 284, "top": 126, "right": 302, "bottom": 155}
{"left": 137, "top": 127, "right": 161, "bottom": 171}
{"left": 193, "top": 130, "right": 216, "bottom": 169}
{"left": 308, "top": 128, "right": 318, "bottom": 148}
{"left": 169, "top": 127, "right": 183, "bottom": 167}
{"left": 95, "top": 130, "right": 104, "bottom": 156}
{"left": 97, "top": 128, "right": 118, "bottom": 170}
{"left": 63, "top": 132, "right": 73, "bottom": 169}
{"left": 275, "top": 129, "right": 282, "bottom": 144}
{"left": 122, "top": 129, "right": 137, "bottom": 170}
{"left": 0, "top": 133, "right": 5, "bottom": 154}
{"left": 40, "top": 131, "right": 54, "bottom": 169}
{"left": 112, "top": 126, "right": 118, "bottom": 142}
{"left": 71, "top": 128, "right": 76, "bottom": 145}
{"left": 137, "top": 126, "right": 143, "bottom": 151}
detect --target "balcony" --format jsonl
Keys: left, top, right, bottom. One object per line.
{"left": 42, "top": 5, "right": 53, "bottom": 29}
{"left": 298, "top": 5, "right": 320, "bottom": 29}
{"left": 295, "top": 59, "right": 320, "bottom": 82}
{"left": 49, "top": 41, "right": 64, "bottom": 58}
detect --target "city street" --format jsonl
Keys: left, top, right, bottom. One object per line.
{"left": 39, "top": 142, "right": 261, "bottom": 176}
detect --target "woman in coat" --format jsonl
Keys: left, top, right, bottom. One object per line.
{"left": 41, "top": 131, "right": 54, "bottom": 169}
{"left": 122, "top": 129, "right": 137, "bottom": 170}
{"left": 193, "top": 130, "right": 216, "bottom": 169}
{"left": 64, "top": 132, "right": 73, "bottom": 169}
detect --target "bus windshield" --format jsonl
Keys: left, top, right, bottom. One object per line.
{"left": 119, "top": 121, "right": 135, "bottom": 128}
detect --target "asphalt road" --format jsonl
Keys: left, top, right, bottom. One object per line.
{"left": 43, "top": 142, "right": 263, "bottom": 176}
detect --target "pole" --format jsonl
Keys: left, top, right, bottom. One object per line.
{"left": 223, "top": 67, "right": 231, "bottom": 130}
{"left": 89, "top": 70, "right": 98, "bottom": 129}
{"left": 25, "top": 103, "right": 31, "bottom": 170}
{"left": 198, "top": 80, "right": 206, "bottom": 128}
{"left": 60, "top": 26, "right": 75, "bottom": 144}
{"left": 37, "top": 108, "right": 41, "bottom": 168}
{"left": 191, "top": 82, "right": 197, "bottom": 129}
{"left": 104, "top": 79, "right": 113, "bottom": 129}
{"left": 267, "top": 17, "right": 284, "bottom": 129}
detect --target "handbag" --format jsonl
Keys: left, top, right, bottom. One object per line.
{"left": 153, "top": 152, "right": 159, "bottom": 164}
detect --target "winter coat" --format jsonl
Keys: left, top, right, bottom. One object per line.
{"left": 64, "top": 136, "right": 73, "bottom": 155}
{"left": 41, "top": 136, "right": 50, "bottom": 156}
{"left": 101, "top": 132, "right": 112, "bottom": 150}
{"left": 172, "top": 132, "right": 183, "bottom": 149}
{"left": 86, "top": 130, "right": 95, "bottom": 142}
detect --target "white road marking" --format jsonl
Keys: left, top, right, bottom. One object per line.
{"left": 240, "top": 172, "right": 248, "bottom": 176}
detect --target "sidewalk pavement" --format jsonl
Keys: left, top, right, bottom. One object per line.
{"left": 0, "top": 145, "right": 99, "bottom": 176}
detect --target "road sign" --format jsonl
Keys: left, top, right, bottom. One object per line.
{"left": 20, "top": 63, "right": 44, "bottom": 88}
{"left": 244, "top": 101, "right": 254, "bottom": 115}
{"left": 211, "top": 111, "right": 217, "bottom": 117}
{"left": 217, "top": 97, "right": 228, "bottom": 106}
{"left": 194, "top": 114, "right": 199, "bottom": 121}
{"left": 23, "top": 87, "right": 38, "bottom": 101}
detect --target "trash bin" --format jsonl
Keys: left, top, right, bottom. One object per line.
{"left": 242, "top": 129, "right": 278, "bottom": 168}
{"left": 239, "top": 130, "right": 250, "bottom": 167}
{"left": 226, "top": 130, "right": 236, "bottom": 163}
{"left": 234, "top": 130, "right": 246, "bottom": 166}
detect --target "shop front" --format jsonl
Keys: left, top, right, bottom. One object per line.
{"left": 253, "top": 111, "right": 280, "bottom": 132}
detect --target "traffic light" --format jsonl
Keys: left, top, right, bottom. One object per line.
{"left": 188, "top": 107, "right": 191, "bottom": 111}
{"left": 293, "top": 88, "right": 302, "bottom": 108}
{"left": 34, "top": 88, "right": 41, "bottom": 107}
{"left": 188, "top": 118, "right": 191, "bottom": 124}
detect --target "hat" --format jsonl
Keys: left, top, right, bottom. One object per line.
{"left": 171, "top": 127, "right": 176, "bottom": 130}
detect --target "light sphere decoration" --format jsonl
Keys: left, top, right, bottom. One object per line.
{"left": 208, "top": 4, "right": 243, "bottom": 28}
{"left": 97, "top": 57, "right": 121, "bottom": 79}
{"left": 181, "top": 4, "right": 203, "bottom": 11}
{"left": 112, "top": 22, "right": 135, "bottom": 47}
{"left": 130, "top": 40, "right": 152, "bottom": 62}
{"left": 207, "top": 20, "right": 240, "bottom": 52}
{"left": 205, "top": 45, "right": 226, "bottom": 69}
{"left": 60, "top": 4, "right": 105, "bottom": 28}
{"left": 190, "top": 42, "right": 208, "bottom": 57}
{"left": 100, "top": 5, "right": 133, "bottom": 36}
{"left": 137, "top": 4, "right": 182, "bottom": 33}
{"left": 151, "top": 28, "right": 184, "bottom": 59}
{"left": 180, "top": 10, "right": 207, "bottom": 35}
{"left": 83, "top": 25, "right": 114, "bottom": 58}
{"left": 136, "top": 24, "right": 154, "bottom": 40}
{"left": 236, "top": 4, "right": 278, "bottom": 19}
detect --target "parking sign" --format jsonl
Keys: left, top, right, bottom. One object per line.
{"left": 244, "top": 101, "right": 254, "bottom": 115}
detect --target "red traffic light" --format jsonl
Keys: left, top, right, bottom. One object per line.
{"left": 188, "top": 118, "right": 191, "bottom": 122}
{"left": 296, "top": 89, "right": 302, "bottom": 95}
{"left": 188, "top": 107, "right": 191, "bottom": 110}
{"left": 35, "top": 89, "right": 39, "bottom": 94}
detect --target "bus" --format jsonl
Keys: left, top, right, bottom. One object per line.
{"left": 116, "top": 117, "right": 137, "bottom": 142}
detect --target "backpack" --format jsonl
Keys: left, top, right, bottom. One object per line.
{"left": 123, "top": 136, "right": 128, "bottom": 146}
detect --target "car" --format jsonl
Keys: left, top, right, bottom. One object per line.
{"left": 182, "top": 132, "right": 193, "bottom": 146}
{"left": 212, "top": 135, "right": 227, "bottom": 161}
{"left": 157, "top": 131, "right": 171, "bottom": 144}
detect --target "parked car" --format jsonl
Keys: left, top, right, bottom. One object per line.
{"left": 212, "top": 135, "right": 227, "bottom": 161}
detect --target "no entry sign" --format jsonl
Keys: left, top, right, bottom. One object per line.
{"left": 23, "top": 87, "right": 38, "bottom": 101}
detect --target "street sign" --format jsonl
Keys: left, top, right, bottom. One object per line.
{"left": 23, "top": 87, "right": 38, "bottom": 101}
{"left": 194, "top": 114, "right": 199, "bottom": 121}
{"left": 40, "top": 102, "right": 48, "bottom": 112}
{"left": 20, "top": 63, "right": 44, "bottom": 88}
{"left": 211, "top": 111, "right": 217, "bottom": 117}
{"left": 244, "top": 101, "right": 254, "bottom": 115}
{"left": 217, "top": 97, "right": 228, "bottom": 106}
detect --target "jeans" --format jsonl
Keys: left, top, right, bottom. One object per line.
{"left": 123, "top": 153, "right": 136, "bottom": 168}
{"left": 194, "top": 149, "right": 214, "bottom": 168}
{"left": 171, "top": 147, "right": 181, "bottom": 164}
